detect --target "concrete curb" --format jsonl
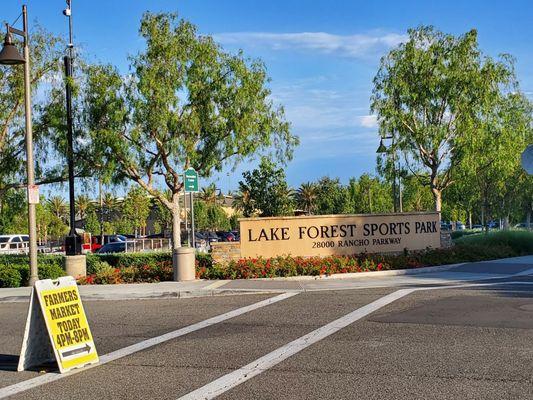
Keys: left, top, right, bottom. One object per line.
{"left": 0, "top": 289, "right": 277, "bottom": 303}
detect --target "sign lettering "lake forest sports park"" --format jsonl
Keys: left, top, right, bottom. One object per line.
{"left": 240, "top": 212, "right": 441, "bottom": 258}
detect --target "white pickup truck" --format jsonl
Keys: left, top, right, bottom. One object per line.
{"left": 0, "top": 234, "right": 30, "bottom": 254}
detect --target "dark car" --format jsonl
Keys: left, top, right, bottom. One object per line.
{"left": 201, "top": 231, "right": 219, "bottom": 243}
{"left": 216, "top": 231, "right": 236, "bottom": 242}
{"left": 440, "top": 222, "right": 452, "bottom": 231}
{"left": 145, "top": 232, "right": 167, "bottom": 239}
{"left": 96, "top": 241, "right": 126, "bottom": 254}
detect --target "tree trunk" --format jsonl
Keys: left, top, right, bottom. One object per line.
{"left": 171, "top": 192, "right": 181, "bottom": 250}
{"left": 468, "top": 211, "right": 472, "bottom": 229}
{"left": 431, "top": 187, "right": 442, "bottom": 212}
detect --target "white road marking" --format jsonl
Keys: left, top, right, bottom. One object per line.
{"left": 0, "top": 292, "right": 298, "bottom": 399}
{"left": 178, "top": 288, "right": 415, "bottom": 400}
{"left": 203, "top": 280, "right": 230, "bottom": 290}
{"left": 2, "top": 280, "right": 532, "bottom": 398}
{"left": 179, "top": 280, "right": 533, "bottom": 399}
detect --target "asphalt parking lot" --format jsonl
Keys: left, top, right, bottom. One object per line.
{"left": 1, "top": 270, "right": 533, "bottom": 399}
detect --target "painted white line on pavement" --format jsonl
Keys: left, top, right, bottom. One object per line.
{"left": 0, "top": 292, "right": 298, "bottom": 400}
{"left": 178, "top": 288, "right": 415, "bottom": 400}
{"left": 179, "top": 280, "right": 533, "bottom": 399}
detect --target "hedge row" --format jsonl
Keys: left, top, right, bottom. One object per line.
{"left": 2, "top": 231, "right": 532, "bottom": 287}
{"left": 0, "top": 252, "right": 211, "bottom": 287}
{"left": 454, "top": 230, "right": 533, "bottom": 253}
{"left": 0, "top": 254, "right": 65, "bottom": 288}
{"left": 197, "top": 243, "right": 520, "bottom": 280}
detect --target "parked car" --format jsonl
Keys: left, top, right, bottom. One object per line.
{"left": 471, "top": 224, "right": 483, "bottom": 231}
{"left": 89, "top": 234, "right": 127, "bottom": 252}
{"left": 0, "top": 234, "right": 29, "bottom": 254}
{"left": 440, "top": 222, "right": 452, "bottom": 231}
{"left": 514, "top": 222, "right": 531, "bottom": 229}
{"left": 96, "top": 241, "right": 128, "bottom": 254}
{"left": 231, "top": 230, "right": 240, "bottom": 241}
{"left": 145, "top": 233, "right": 167, "bottom": 239}
{"left": 216, "top": 231, "right": 236, "bottom": 242}
{"left": 202, "top": 231, "right": 219, "bottom": 244}
{"left": 194, "top": 232, "right": 209, "bottom": 252}
{"left": 455, "top": 221, "right": 466, "bottom": 231}
{"left": 486, "top": 221, "right": 499, "bottom": 229}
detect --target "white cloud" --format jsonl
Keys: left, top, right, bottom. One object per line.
{"left": 213, "top": 31, "right": 406, "bottom": 59}
{"left": 359, "top": 115, "right": 378, "bottom": 128}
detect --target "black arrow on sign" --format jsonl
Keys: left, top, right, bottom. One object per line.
{"left": 61, "top": 343, "right": 91, "bottom": 358}
{"left": 53, "top": 280, "right": 60, "bottom": 286}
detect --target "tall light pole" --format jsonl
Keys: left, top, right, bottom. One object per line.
{"left": 0, "top": 5, "right": 39, "bottom": 285}
{"left": 377, "top": 136, "right": 403, "bottom": 213}
{"left": 63, "top": 0, "right": 81, "bottom": 255}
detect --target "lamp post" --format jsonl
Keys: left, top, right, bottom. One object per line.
{"left": 376, "top": 136, "right": 402, "bottom": 213}
{"left": 0, "top": 5, "right": 39, "bottom": 286}
{"left": 63, "top": 0, "right": 81, "bottom": 255}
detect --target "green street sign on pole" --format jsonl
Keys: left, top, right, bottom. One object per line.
{"left": 184, "top": 168, "right": 199, "bottom": 192}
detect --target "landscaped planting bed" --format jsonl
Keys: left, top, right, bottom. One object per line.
{"left": 1, "top": 231, "right": 532, "bottom": 287}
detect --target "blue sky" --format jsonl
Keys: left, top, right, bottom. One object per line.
{"left": 4, "top": 0, "right": 533, "bottom": 195}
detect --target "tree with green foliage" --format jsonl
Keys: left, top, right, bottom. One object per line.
{"left": 0, "top": 189, "right": 27, "bottom": 233}
{"left": 401, "top": 175, "right": 434, "bottom": 213}
{"left": 238, "top": 158, "right": 294, "bottom": 217}
{"left": 47, "top": 196, "right": 67, "bottom": 222}
{"left": 0, "top": 26, "right": 67, "bottom": 195}
{"left": 342, "top": 175, "right": 392, "bottom": 215}
{"left": 296, "top": 182, "right": 318, "bottom": 215}
{"left": 233, "top": 189, "right": 254, "bottom": 217}
{"left": 122, "top": 187, "right": 151, "bottom": 236}
{"left": 371, "top": 26, "right": 516, "bottom": 211}
{"left": 84, "top": 12, "right": 297, "bottom": 261}
{"left": 198, "top": 184, "right": 217, "bottom": 204}
{"left": 229, "top": 212, "right": 241, "bottom": 231}
{"left": 84, "top": 208, "right": 100, "bottom": 236}
{"left": 75, "top": 195, "right": 91, "bottom": 221}
{"left": 314, "top": 177, "right": 347, "bottom": 215}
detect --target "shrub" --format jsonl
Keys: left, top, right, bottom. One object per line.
{"left": 0, "top": 266, "right": 22, "bottom": 288}
{"left": 451, "top": 230, "right": 479, "bottom": 240}
{"left": 87, "top": 252, "right": 172, "bottom": 272}
{"left": 455, "top": 230, "right": 533, "bottom": 254}
{"left": 0, "top": 254, "right": 65, "bottom": 287}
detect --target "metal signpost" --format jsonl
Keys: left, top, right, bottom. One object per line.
{"left": 184, "top": 168, "right": 199, "bottom": 248}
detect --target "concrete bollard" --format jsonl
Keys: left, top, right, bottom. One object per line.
{"left": 173, "top": 247, "right": 196, "bottom": 281}
{"left": 64, "top": 255, "right": 87, "bottom": 279}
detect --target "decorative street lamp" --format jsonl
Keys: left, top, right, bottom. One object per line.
{"left": 376, "top": 135, "right": 403, "bottom": 213}
{"left": 0, "top": 5, "right": 39, "bottom": 286}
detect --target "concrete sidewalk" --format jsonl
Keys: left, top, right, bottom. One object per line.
{"left": 1, "top": 255, "right": 532, "bottom": 302}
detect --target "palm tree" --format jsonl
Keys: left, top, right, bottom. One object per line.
{"left": 296, "top": 182, "right": 318, "bottom": 215}
{"left": 102, "top": 192, "right": 117, "bottom": 222}
{"left": 233, "top": 189, "right": 254, "bottom": 217}
{"left": 47, "top": 196, "right": 68, "bottom": 221}
{"left": 75, "top": 194, "right": 91, "bottom": 220}
{"left": 199, "top": 183, "right": 217, "bottom": 204}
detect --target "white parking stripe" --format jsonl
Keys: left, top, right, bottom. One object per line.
{"left": 178, "top": 288, "right": 415, "bottom": 400}
{"left": 0, "top": 292, "right": 298, "bottom": 399}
